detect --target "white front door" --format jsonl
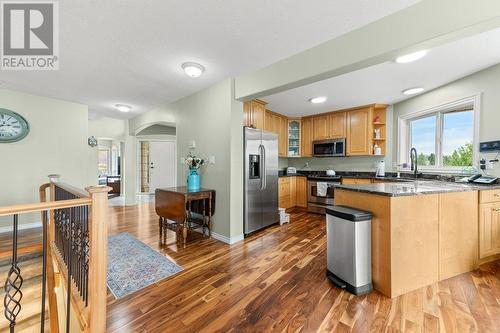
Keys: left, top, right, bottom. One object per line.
{"left": 149, "top": 141, "right": 176, "bottom": 193}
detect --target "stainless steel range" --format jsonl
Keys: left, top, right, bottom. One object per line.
{"left": 307, "top": 175, "right": 342, "bottom": 214}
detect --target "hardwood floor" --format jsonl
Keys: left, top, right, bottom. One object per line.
{"left": 1, "top": 204, "right": 499, "bottom": 332}
{"left": 105, "top": 204, "right": 500, "bottom": 333}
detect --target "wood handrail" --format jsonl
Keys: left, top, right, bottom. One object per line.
{"left": 0, "top": 198, "right": 92, "bottom": 217}
{"left": 1, "top": 177, "right": 110, "bottom": 332}
{"left": 53, "top": 181, "right": 89, "bottom": 199}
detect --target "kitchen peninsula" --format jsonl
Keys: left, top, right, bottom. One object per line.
{"left": 334, "top": 180, "right": 500, "bottom": 298}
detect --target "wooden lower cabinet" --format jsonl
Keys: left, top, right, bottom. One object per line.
{"left": 479, "top": 202, "right": 500, "bottom": 259}
{"left": 479, "top": 189, "right": 500, "bottom": 260}
{"left": 341, "top": 178, "right": 372, "bottom": 185}
{"left": 295, "top": 177, "right": 307, "bottom": 208}
{"left": 279, "top": 176, "right": 307, "bottom": 210}
{"left": 335, "top": 189, "right": 482, "bottom": 298}
{"left": 439, "top": 191, "right": 478, "bottom": 280}
{"left": 279, "top": 177, "right": 291, "bottom": 209}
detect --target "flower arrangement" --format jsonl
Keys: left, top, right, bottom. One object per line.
{"left": 183, "top": 151, "right": 206, "bottom": 170}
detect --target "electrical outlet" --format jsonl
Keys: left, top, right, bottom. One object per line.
{"left": 208, "top": 156, "right": 216, "bottom": 164}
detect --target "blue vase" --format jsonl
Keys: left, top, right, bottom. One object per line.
{"left": 187, "top": 168, "right": 200, "bottom": 191}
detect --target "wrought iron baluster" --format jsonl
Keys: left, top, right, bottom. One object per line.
{"left": 3, "top": 214, "right": 23, "bottom": 333}
{"left": 40, "top": 210, "right": 48, "bottom": 333}
{"left": 65, "top": 207, "right": 72, "bottom": 333}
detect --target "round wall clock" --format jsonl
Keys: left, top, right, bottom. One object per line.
{"left": 0, "top": 108, "right": 30, "bottom": 143}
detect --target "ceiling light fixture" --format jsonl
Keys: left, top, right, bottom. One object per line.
{"left": 395, "top": 50, "right": 428, "bottom": 64}
{"left": 114, "top": 104, "right": 132, "bottom": 113}
{"left": 309, "top": 96, "right": 327, "bottom": 104}
{"left": 402, "top": 87, "right": 425, "bottom": 95}
{"left": 182, "top": 62, "right": 205, "bottom": 78}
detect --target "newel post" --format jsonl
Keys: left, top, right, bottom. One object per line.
{"left": 85, "top": 185, "right": 111, "bottom": 333}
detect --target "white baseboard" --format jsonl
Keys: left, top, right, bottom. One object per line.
{"left": 211, "top": 232, "right": 244, "bottom": 245}
{"left": 0, "top": 222, "right": 42, "bottom": 234}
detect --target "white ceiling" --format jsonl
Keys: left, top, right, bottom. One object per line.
{"left": 0, "top": 0, "right": 420, "bottom": 119}
{"left": 263, "top": 27, "right": 500, "bottom": 117}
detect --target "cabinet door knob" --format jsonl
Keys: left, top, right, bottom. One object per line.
{"left": 494, "top": 193, "right": 500, "bottom": 197}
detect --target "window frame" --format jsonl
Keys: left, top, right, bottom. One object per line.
{"left": 98, "top": 147, "right": 111, "bottom": 176}
{"left": 397, "top": 94, "right": 481, "bottom": 173}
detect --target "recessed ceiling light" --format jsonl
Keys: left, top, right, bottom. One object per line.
{"left": 182, "top": 62, "right": 205, "bottom": 78}
{"left": 309, "top": 96, "right": 327, "bottom": 104}
{"left": 402, "top": 87, "right": 425, "bottom": 95}
{"left": 114, "top": 104, "right": 132, "bottom": 112}
{"left": 395, "top": 50, "right": 428, "bottom": 64}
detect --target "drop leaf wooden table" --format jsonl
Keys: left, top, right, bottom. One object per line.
{"left": 155, "top": 187, "right": 215, "bottom": 244}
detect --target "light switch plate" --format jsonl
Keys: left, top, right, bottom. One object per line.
{"left": 209, "top": 156, "right": 216, "bottom": 164}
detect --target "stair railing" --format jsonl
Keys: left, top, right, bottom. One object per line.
{"left": 0, "top": 175, "right": 110, "bottom": 333}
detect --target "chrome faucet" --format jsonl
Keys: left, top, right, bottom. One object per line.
{"left": 410, "top": 147, "right": 418, "bottom": 178}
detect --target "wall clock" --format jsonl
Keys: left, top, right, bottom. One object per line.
{"left": 0, "top": 108, "right": 30, "bottom": 143}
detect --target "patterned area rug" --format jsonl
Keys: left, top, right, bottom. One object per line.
{"left": 107, "top": 233, "right": 182, "bottom": 298}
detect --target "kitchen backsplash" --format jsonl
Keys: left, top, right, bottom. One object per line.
{"left": 286, "top": 156, "right": 388, "bottom": 172}
{"left": 278, "top": 157, "right": 289, "bottom": 169}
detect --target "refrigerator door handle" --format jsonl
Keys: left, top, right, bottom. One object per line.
{"left": 259, "top": 144, "right": 265, "bottom": 190}
{"left": 262, "top": 145, "right": 267, "bottom": 190}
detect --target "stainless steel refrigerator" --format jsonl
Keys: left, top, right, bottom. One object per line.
{"left": 244, "top": 127, "right": 279, "bottom": 235}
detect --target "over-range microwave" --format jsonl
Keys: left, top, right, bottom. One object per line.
{"left": 312, "top": 138, "right": 346, "bottom": 157}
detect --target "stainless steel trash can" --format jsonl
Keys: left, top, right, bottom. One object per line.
{"left": 325, "top": 205, "right": 373, "bottom": 295}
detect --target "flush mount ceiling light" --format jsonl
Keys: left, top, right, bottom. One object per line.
{"left": 395, "top": 50, "right": 428, "bottom": 64}
{"left": 182, "top": 62, "right": 205, "bottom": 78}
{"left": 402, "top": 87, "right": 425, "bottom": 95}
{"left": 308, "top": 96, "right": 327, "bottom": 104}
{"left": 114, "top": 104, "right": 132, "bottom": 113}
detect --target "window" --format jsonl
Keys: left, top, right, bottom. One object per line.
{"left": 410, "top": 115, "right": 437, "bottom": 166}
{"left": 399, "top": 97, "right": 478, "bottom": 171}
{"left": 442, "top": 110, "right": 474, "bottom": 167}
{"left": 98, "top": 149, "right": 110, "bottom": 175}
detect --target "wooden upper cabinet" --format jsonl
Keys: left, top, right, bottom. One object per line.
{"left": 346, "top": 107, "right": 372, "bottom": 156}
{"left": 252, "top": 100, "right": 266, "bottom": 130}
{"left": 264, "top": 110, "right": 274, "bottom": 133}
{"left": 312, "top": 115, "right": 329, "bottom": 140}
{"left": 243, "top": 100, "right": 267, "bottom": 129}
{"left": 301, "top": 117, "right": 313, "bottom": 157}
{"left": 278, "top": 116, "right": 288, "bottom": 157}
{"left": 329, "top": 112, "right": 346, "bottom": 139}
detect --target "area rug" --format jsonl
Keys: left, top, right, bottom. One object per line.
{"left": 107, "top": 232, "right": 182, "bottom": 298}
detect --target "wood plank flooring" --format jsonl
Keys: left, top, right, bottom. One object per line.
{"left": 1, "top": 204, "right": 499, "bottom": 332}
{"left": 106, "top": 204, "right": 500, "bottom": 333}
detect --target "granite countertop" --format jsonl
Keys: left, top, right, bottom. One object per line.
{"left": 335, "top": 180, "right": 500, "bottom": 197}
{"left": 278, "top": 173, "right": 307, "bottom": 178}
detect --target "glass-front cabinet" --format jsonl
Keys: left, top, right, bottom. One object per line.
{"left": 288, "top": 119, "right": 301, "bottom": 156}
